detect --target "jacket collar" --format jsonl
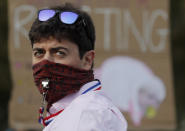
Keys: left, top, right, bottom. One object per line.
{"left": 49, "top": 80, "right": 101, "bottom": 114}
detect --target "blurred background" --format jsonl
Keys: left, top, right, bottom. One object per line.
{"left": 0, "top": 0, "right": 185, "bottom": 130}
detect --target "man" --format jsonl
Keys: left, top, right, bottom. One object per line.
{"left": 28, "top": 3, "right": 127, "bottom": 131}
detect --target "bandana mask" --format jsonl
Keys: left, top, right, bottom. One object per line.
{"left": 32, "top": 60, "right": 94, "bottom": 110}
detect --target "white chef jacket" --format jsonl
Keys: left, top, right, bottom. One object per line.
{"left": 43, "top": 80, "right": 128, "bottom": 131}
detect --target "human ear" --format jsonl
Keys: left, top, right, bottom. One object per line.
{"left": 81, "top": 50, "right": 95, "bottom": 70}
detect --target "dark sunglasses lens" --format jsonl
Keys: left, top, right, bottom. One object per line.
{"left": 39, "top": 9, "right": 55, "bottom": 21}
{"left": 60, "top": 12, "right": 78, "bottom": 24}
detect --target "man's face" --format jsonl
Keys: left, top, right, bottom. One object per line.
{"left": 32, "top": 37, "right": 94, "bottom": 70}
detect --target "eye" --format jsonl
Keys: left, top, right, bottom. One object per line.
{"left": 33, "top": 50, "right": 44, "bottom": 58}
{"left": 56, "top": 51, "right": 66, "bottom": 57}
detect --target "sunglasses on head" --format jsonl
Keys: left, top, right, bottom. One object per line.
{"left": 37, "top": 9, "right": 92, "bottom": 46}
{"left": 38, "top": 9, "right": 86, "bottom": 25}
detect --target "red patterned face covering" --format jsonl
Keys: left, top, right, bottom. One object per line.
{"left": 32, "top": 60, "right": 94, "bottom": 110}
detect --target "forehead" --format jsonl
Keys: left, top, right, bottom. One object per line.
{"left": 33, "top": 38, "right": 78, "bottom": 49}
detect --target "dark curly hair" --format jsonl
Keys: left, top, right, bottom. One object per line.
{"left": 28, "top": 3, "right": 95, "bottom": 59}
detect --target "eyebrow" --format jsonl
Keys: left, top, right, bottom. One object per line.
{"left": 32, "top": 47, "right": 69, "bottom": 52}
{"left": 50, "top": 47, "right": 69, "bottom": 53}
{"left": 32, "top": 47, "right": 44, "bottom": 51}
